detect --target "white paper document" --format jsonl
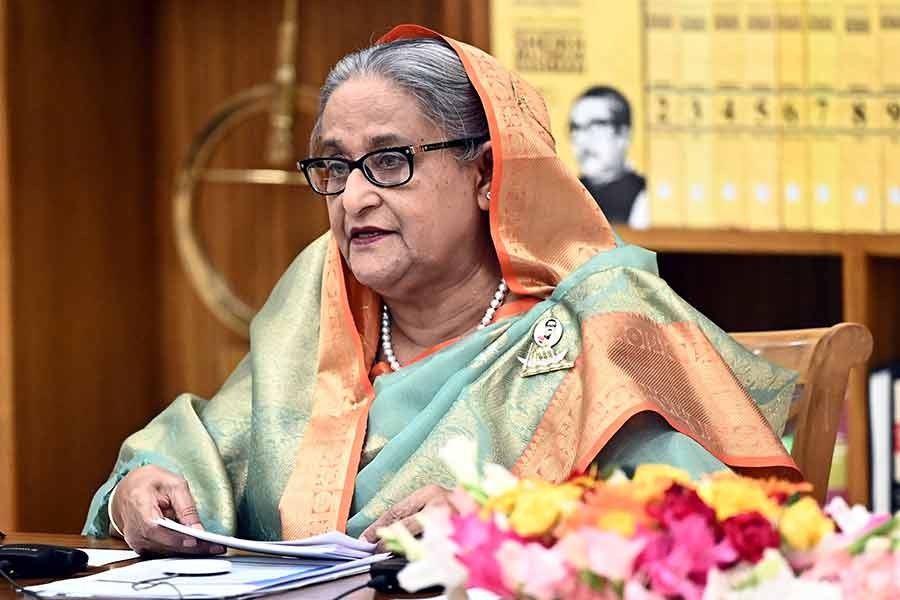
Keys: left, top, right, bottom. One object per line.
{"left": 155, "top": 518, "right": 376, "bottom": 560}
{"left": 29, "top": 554, "right": 389, "bottom": 598}
{"left": 78, "top": 548, "right": 140, "bottom": 567}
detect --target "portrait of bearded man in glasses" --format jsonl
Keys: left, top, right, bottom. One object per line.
{"left": 569, "top": 85, "right": 649, "bottom": 229}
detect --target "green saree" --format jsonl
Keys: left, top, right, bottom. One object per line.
{"left": 84, "top": 24, "right": 798, "bottom": 541}
{"left": 84, "top": 232, "right": 794, "bottom": 540}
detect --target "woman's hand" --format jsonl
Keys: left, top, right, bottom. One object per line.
{"left": 360, "top": 484, "right": 452, "bottom": 551}
{"left": 110, "top": 465, "right": 225, "bottom": 555}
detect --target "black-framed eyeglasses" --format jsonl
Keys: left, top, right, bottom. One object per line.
{"left": 297, "top": 135, "right": 488, "bottom": 196}
{"left": 569, "top": 118, "right": 621, "bottom": 135}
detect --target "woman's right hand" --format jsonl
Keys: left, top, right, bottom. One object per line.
{"left": 110, "top": 465, "right": 225, "bottom": 555}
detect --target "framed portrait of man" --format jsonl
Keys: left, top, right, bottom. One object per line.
{"left": 569, "top": 86, "right": 649, "bottom": 229}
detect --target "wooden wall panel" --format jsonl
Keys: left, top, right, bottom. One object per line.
{"left": 0, "top": 0, "right": 491, "bottom": 532}
{"left": 0, "top": 0, "right": 16, "bottom": 530}
{"left": 153, "top": 0, "right": 491, "bottom": 403}
{"left": 2, "top": 0, "right": 160, "bottom": 531}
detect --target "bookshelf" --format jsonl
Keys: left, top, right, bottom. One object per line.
{"left": 618, "top": 227, "right": 900, "bottom": 505}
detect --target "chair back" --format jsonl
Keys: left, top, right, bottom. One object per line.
{"left": 731, "top": 323, "right": 873, "bottom": 503}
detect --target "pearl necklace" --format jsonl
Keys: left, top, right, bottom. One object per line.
{"left": 381, "top": 279, "right": 508, "bottom": 372}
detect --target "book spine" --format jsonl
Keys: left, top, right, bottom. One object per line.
{"left": 869, "top": 368, "right": 893, "bottom": 514}
{"left": 711, "top": 1, "right": 746, "bottom": 228}
{"left": 680, "top": 1, "right": 717, "bottom": 227}
{"left": 743, "top": 0, "right": 781, "bottom": 229}
{"left": 893, "top": 376, "right": 900, "bottom": 511}
{"left": 837, "top": 0, "right": 883, "bottom": 232}
{"left": 489, "top": 0, "right": 590, "bottom": 176}
{"left": 646, "top": 0, "right": 685, "bottom": 227}
{"left": 777, "top": 0, "right": 810, "bottom": 230}
{"left": 807, "top": 0, "right": 842, "bottom": 231}
{"left": 881, "top": 2, "right": 900, "bottom": 232}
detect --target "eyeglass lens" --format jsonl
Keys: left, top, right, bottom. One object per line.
{"left": 570, "top": 119, "right": 617, "bottom": 136}
{"left": 305, "top": 149, "right": 411, "bottom": 194}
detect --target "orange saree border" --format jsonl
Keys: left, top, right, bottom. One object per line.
{"left": 278, "top": 240, "right": 375, "bottom": 538}
{"left": 380, "top": 25, "right": 617, "bottom": 299}
{"left": 513, "top": 312, "right": 800, "bottom": 482}
{"left": 444, "top": 36, "right": 517, "bottom": 295}
{"left": 379, "top": 25, "right": 521, "bottom": 294}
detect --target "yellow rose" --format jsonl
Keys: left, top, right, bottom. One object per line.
{"left": 632, "top": 464, "right": 693, "bottom": 487}
{"left": 483, "top": 488, "right": 519, "bottom": 516}
{"left": 597, "top": 510, "right": 638, "bottom": 537}
{"left": 508, "top": 492, "right": 562, "bottom": 536}
{"left": 631, "top": 464, "right": 695, "bottom": 502}
{"left": 779, "top": 497, "right": 835, "bottom": 550}
{"left": 486, "top": 480, "right": 583, "bottom": 537}
{"left": 698, "top": 478, "right": 781, "bottom": 521}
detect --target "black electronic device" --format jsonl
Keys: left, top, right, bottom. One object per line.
{"left": 368, "top": 557, "right": 444, "bottom": 595}
{"left": 0, "top": 544, "right": 88, "bottom": 579}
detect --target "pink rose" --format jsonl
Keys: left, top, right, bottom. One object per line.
{"left": 450, "top": 514, "right": 518, "bottom": 596}
{"left": 496, "top": 540, "right": 567, "bottom": 600}
{"left": 648, "top": 484, "right": 716, "bottom": 529}
{"left": 636, "top": 515, "right": 737, "bottom": 600}
{"left": 558, "top": 528, "right": 646, "bottom": 581}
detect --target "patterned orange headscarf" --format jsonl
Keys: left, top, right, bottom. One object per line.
{"left": 379, "top": 25, "right": 618, "bottom": 297}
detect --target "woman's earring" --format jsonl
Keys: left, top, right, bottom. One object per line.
{"left": 486, "top": 191, "right": 492, "bottom": 201}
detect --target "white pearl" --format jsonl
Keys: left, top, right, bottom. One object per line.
{"left": 381, "top": 278, "right": 507, "bottom": 372}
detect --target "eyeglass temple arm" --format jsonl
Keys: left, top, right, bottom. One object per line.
{"left": 420, "top": 135, "right": 489, "bottom": 153}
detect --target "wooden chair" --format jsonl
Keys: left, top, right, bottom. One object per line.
{"left": 731, "top": 323, "right": 873, "bottom": 503}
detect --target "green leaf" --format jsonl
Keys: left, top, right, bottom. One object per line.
{"left": 848, "top": 516, "right": 899, "bottom": 555}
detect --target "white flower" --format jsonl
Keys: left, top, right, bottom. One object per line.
{"left": 376, "top": 521, "right": 424, "bottom": 560}
{"left": 606, "top": 468, "right": 630, "bottom": 485}
{"left": 825, "top": 496, "right": 874, "bottom": 537}
{"left": 439, "top": 437, "right": 480, "bottom": 488}
{"left": 703, "top": 550, "right": 842, "bottom": 600}
{"left": 397, "top": 544, "right": 468, "bottom": 595}
{"left": 863, "top": 535, "right": 891, "bottom": 556}
{"left": 481, "top": 463, "right": 518, "bottom": 496}
{"left": 396, "top": 506, "right": 467, "bottom": 595}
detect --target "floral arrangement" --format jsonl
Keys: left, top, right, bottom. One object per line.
{"left": 379, "top": 439, "right": 900, "bottom": 600}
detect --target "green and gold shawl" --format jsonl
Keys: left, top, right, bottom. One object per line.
{"left": 84, "top": 25, "right": 798, "bottom": 541}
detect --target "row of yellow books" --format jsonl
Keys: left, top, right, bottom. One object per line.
{"left": 491, "top": 0, "right": 900, "bottom": 232}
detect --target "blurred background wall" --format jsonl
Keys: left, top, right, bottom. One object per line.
{"left": 0, "top": 0, "right": 487, "bottom": 533}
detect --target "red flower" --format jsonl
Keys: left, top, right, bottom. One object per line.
{"left": 721, "top": 511, "right": 781, "bottom": 563}
{"left": 648, "top": 484, "right": 716, "bottom": 529}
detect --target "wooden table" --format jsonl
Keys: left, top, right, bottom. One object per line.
{"left": 0, "top": 532, "right": 377, "bottom": 599}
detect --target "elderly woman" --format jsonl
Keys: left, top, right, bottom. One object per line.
{"left": 84, "top": 25, "right": 798, "bottom": 554}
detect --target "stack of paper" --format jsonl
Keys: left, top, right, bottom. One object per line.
{"left": 30, "top": 519, "right": 389, "bottom": 598}
{"left": 156, "top": 518, "right": 375, "bottom": 560}
{"left": 29, "top": 555, "right": 388, "bottom": 598}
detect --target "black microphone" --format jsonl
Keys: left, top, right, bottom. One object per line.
{"left": 0, "top": 544, "right": 88, "bottom": 579}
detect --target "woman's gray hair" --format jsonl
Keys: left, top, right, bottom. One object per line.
{"left": 311, "top": 38, "right": 489, "bottom": 160}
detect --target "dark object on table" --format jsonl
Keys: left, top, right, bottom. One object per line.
{"left": 0, "top": 544, "right": 89, "bottom": 578}
{"left": 369, "top": 557, "right": 444, "bottom": 595}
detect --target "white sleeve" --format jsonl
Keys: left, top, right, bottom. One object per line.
{"left": 628, "top": 189, "right": 651, "bottom": 229}
{"left": 107, "top": 484, "right": 125, "bottom": 538}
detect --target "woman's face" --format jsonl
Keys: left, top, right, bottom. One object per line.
{"left": 318, "top": 76, "right": 492, "bottom": 298}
